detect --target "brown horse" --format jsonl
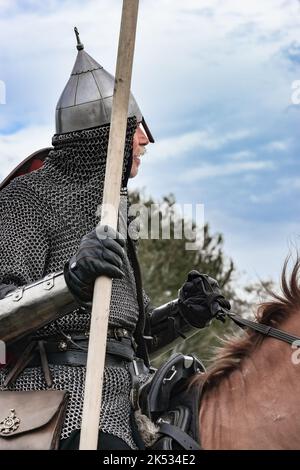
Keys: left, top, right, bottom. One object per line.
{"left": 196, "top": 258, "right": 300, "bottom": 449}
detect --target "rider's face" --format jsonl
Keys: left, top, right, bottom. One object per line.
{"left": 130, "top": 125, "right": 150, "bottom": 178}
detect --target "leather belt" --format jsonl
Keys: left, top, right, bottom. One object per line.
{"left": 5, "top": 330, "right": 138, "bottom": 388}
{"left": 25, "top": 336, "right": 136, "bottom": 366}
{"left": 27, "top": 350, "right": 125, "bottom": 368}
{"left": 27, "top": 337, "right": 136, "bottom": 361}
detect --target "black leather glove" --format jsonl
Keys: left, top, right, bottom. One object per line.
{"left": 178, "top": 270, "right": 231, "bottom": 328}
{"left": 64, "top": 225, "right": 125, "bottom": 304}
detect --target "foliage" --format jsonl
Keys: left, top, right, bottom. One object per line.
{"left": 129, "top": 190, "right": 240, "bottom": 365}
{"left": 129, "top": 190, "right": 275, "bottom": 366}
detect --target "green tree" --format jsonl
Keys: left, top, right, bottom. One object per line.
{"left": 129, "top": 190, "right": 239, "bottom": 365}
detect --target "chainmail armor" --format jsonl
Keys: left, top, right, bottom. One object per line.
{"left": 0, "top": 118, "right": 146, "bottom": 449}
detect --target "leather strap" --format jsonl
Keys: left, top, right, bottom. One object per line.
{"left": 38, "top": 340, "right": 53, "bottom": 387}
{"left": 158, "top": 422, "right": 201, "bottom": 450}
{"left": 106, "top": 337, "right": 136, "bottom": 360}
{"left": 227, "top": 313, "right": 300, "bottom": 345}
{"left": 3, "top": 341, "right": 37, "bottom": 388}
{"left": 127, "top": 237, "right": 149, "bottom": 366}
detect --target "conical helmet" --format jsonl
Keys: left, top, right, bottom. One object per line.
{"left": 55, "top": 28, "right": 154, "bottom": 142}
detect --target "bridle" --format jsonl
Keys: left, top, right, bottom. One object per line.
{"left": 219, "top": 311, "right": 300, "bottom": 346}
{"left": 185, "top": 273, "right": 300, "bottom": 347}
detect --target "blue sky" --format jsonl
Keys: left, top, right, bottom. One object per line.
{"left": 0, "top": 0, "right": 300, "bottom": 288}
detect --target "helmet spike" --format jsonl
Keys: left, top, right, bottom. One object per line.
{"left": 74, "top": 27, "right": 84, "bottom": 51}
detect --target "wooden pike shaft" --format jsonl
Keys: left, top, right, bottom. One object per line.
{"left": 79, "top": 0, "right": 140, "bottom": 450}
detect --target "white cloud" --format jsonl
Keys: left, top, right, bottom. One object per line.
{"left": 249, "top": 193, "right": 275, "bottom": 204}
{"left": 278, "top": 176, "right": 300, "bottom": 190}
{"left": 181, "top": 160, "right": 274, "bottom": 182}
{"left": 250, "top": 175, "right": 300, "bottom": 204}
{"left": 0, "top": 0, "right": 299, "bottom": 133}
{"left": 227, "top": 150, "right": 256, "bottom": 160}
{"left": 262, "top": 139, "right": 291, "bottom": 152}
{"left": 0, "top": 0, "right": 15, "bottom": 11}
{"left": 149, "top": 128, "right": 254, "bottom": 162}
{"left": 208, "top": 208, "right": 300, "bottom": 282}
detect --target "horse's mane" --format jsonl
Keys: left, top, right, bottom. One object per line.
{"left": 196, "top": 257, "right": 300, "bottom": 389}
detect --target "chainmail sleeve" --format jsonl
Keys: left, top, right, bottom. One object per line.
{"left": 0, "top": 180, "right": 49, "bottom": 287}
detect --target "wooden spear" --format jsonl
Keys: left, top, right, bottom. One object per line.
{"left": 79, "top": 0, "right": 140, "bottom": 450}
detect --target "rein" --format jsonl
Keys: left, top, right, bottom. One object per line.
{"left": 220, "top": 311, "right": 300, "bottom": 346}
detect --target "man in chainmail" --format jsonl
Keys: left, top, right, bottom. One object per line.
{"left": 0, "top": 31, "right": 230, "bottom": 450}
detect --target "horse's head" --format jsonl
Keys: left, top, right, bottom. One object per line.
{"left": 197, "top": 257, "right": 300, "bottom": 449}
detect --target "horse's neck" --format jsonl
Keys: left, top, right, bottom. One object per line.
{"left": 200, "top": 312, "right": 300, "bottom": 449}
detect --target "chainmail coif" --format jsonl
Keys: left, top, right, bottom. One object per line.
{"left": 0, "top": 118, "right": 144, "bottom": 448}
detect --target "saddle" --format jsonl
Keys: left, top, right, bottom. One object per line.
{"left": 138, "top": 352, "right": 206, "bottom": 450}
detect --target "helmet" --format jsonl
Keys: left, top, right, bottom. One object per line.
{"left": 56, "top": 27, "right": 154, "bottom": 142}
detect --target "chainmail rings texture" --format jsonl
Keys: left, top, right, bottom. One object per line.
{"left": 0, "top": 118, "right": 145, "bottom": 448}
